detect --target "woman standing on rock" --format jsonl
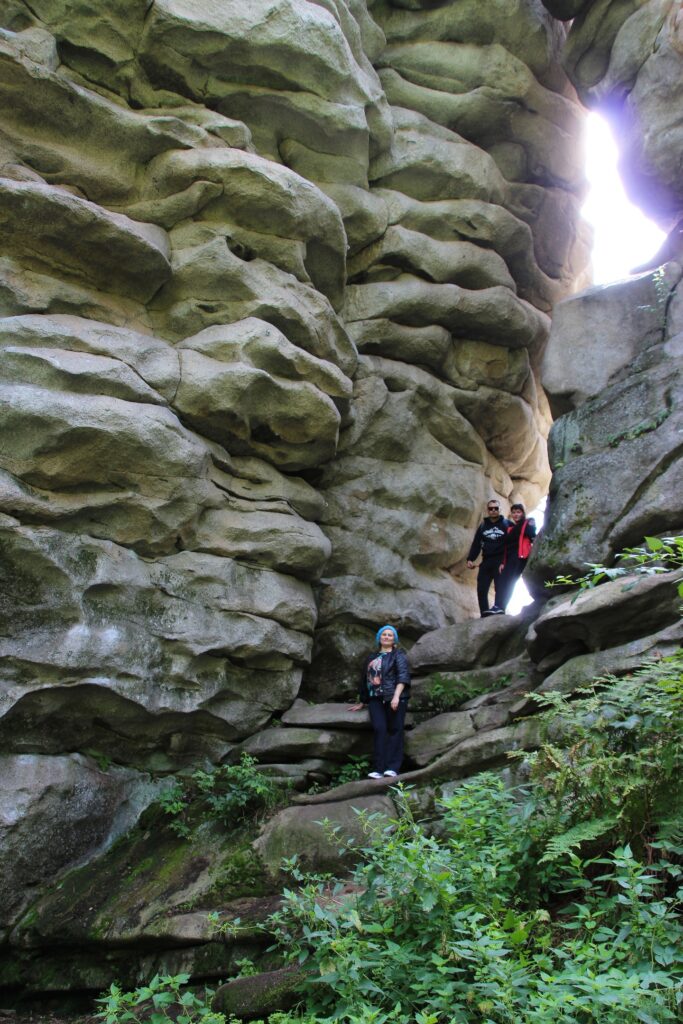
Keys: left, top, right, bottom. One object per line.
{"left": 350, "top": 624, "right": 411, "bottom": 779}
{"left": 498, "top": 503, "right": 537, "bottom": 611}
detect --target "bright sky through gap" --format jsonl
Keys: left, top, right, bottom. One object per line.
{"left": 581, "top": 112, "right": 666, "bottom": 285}
{"left": 506, "top": 499, "right": 545, "bottom": 615}
{"left": 506, "top": 114, "right": 666, "bottom": 615}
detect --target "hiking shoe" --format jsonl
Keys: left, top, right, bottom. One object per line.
{"left": 489, "top": 606, "right": 505, "bottom": 614}
{"left": 383, "top": 770, "right": 398, "bottom": 777}
{"left": 481, "top": 609, "right": 494, "bottom": 617}
{"left": 367, "top": 771, "right": 383, "bottom": 779}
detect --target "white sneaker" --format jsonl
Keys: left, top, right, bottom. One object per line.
{"left": 383, "top": 770, "right": 398, "bottom": 777}
{"left": 367, "top": 771, "right": 383, "bottom": 779}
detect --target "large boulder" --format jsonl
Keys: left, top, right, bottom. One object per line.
{"left": 0, "top": 754, "right": 161, "bottom": 937}
{"left": 405, "top": 711, "right": 476, "bottom": 766}
{"left": 533, "top": 261, "right": 683, "bottom": 580}
{"left": 254, "top": 795, "right": 396, "bottom": 877}
{"left": 409, "top": 613, "right": 531, "bottom": 674}
{"left": 527, "top": 570, "right": 683, "bottom": 667}
{"left": 542, "top": 264, "right": 681, "bottom": 416}
{"left": 0, "top": 516, "right": 315, "bottom": 768}
{"left": 213, "top": 965, "right": 305, "bottom": 1020}
{"left": 511, "top": 619, "right": 683, "bottom": 717}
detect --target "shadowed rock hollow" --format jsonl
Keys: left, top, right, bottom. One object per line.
{"left": 0, "top": 0, "right": 681, "bottom": 1003}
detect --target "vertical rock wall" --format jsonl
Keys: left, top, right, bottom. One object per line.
{"left": 306, "top": 0, "right": 590, "bottom": 691}
{"left": 0, "top": 0, "right": 588, "bottom": 961}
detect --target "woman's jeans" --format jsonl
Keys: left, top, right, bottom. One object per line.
{"left": 368, "top": 699, "right": 407, "bottom": 774}
{"left": 498, "top": 556, "right": 528, "bottom": 610}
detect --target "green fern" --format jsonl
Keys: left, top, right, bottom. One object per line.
{"left": 654, "top": 784, "right": 683, "bottom": 853}
{"left": 540, "top": 816, "right": 618, "bottom": 863}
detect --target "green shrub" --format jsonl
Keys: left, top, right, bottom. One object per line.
{"left": 332, "top": 756, "right": 371, "bottom": 787}
{"left": 96, "top": 974, "right": 225, "bottom": 1024}
{"left": 546, "top": 534, "right": 683, "bottom": 597}
{"left": 95, "top": 977, "right": 320, "bottom": 1024}
{"left": 266, "top": 770, "right": 683, "bottom": 1022}
{"left": 427, "top": 671, "right": 508, "bottom": 712}
{"left": 522, "top": 650, "right": 683, "bottom": 869}
{"left": 159, "top": 753, "right": 287, "bottom": 839}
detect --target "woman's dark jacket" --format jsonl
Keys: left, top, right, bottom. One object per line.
{"left": 359, "top": 648, "right": 411, "bottom": 703}
{"left": 502, "top": 517, "right": 537, "bottom": 566}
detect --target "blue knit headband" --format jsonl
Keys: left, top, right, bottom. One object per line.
{"left": 375, "top": 624, "right": 399, "bottom": 645}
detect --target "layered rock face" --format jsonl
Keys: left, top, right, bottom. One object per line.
{"left": 0, "top": 0, "right": 598, "bottom": 996}
{"left": 300, "top": 0, "right": 590, "bottom": 692}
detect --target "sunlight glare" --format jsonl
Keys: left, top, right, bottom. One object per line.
{"left": 581, "top": 112, "right": 666, "bottom": 285}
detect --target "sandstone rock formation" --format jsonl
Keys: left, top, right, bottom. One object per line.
{"left": 2, "top": 0, "right": 682, "bottom": 1005}
{"left": 0, "top": 0, "right": 584, "bottom": 908}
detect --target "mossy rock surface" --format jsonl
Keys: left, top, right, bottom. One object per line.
{"left": 254, "top": 794, "right": 396, "bottom": 877}
{"left": 212, "top": 964, "right": 307, "bottom": 1018}
{"left": 13, "top": 806, "right": 278, "bottom": 950}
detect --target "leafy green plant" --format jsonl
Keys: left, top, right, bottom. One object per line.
{"left": 95, "top": 975, "right": 320, "bottom": 1024}
{"left": 159, "top": 754, "right": 287, "bottom": 839}
{"left": 308, "top": 757, "right": 372, "bottom": 794}
{"left": 332, "top": 757, "right": 371, "bottom": 786}
{"left": 546, "top": 534, "right": 683, "bottom": 597}
{"left": 233, "top": 957, "right": 258, "bottom": 978}
{"left": 96, "top": 974, "right": 226, "bottom": 1024}
{"left": 158, "top": 784, "right": 192, "bottom": 837}
{"left": 427, "top": 671, "right": 508, "bottom": 711}
{"left": 523, "top": 649, "right": 683, "bottom": 868}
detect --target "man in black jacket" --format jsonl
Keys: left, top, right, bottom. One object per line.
{"left": 466, "top": 499, "right": 511, "bottom": 616}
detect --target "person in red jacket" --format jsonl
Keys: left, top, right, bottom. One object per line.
{"left": 498, "top": 503, "right": 537, "bottom": 611}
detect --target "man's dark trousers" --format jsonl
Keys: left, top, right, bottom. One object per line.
{"left": 477, "top": 556, "right": 504, "bottom": 615}
{"left": 368, "top": 699, "right": 406, "bottom": 774}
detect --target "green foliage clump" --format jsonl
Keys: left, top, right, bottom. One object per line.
{"left": 427, "top": 671, "right": 509, "bottom": 712}
{"left": 332, "top": 756, "right": 371, "bottom": 787}
{"left": 95, "top": 974, "right": 331, "bottom": 1024}
{"left": 96, "top": 974, "right": 225, "bottom": 1024}
{"left": 547, "top": 534, "right": 683, "bottom": 597}
{"left": 523, "top": 651, "right": 683, "bottom": 866}
{"left": 96, "top": 975, "right": 317, "bottom": 1024}
{"left": 159, "top": 753, "right": 286, "bottom": 838}
{"left": 308, "top": 757, "right": 371, "bottom": 794}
